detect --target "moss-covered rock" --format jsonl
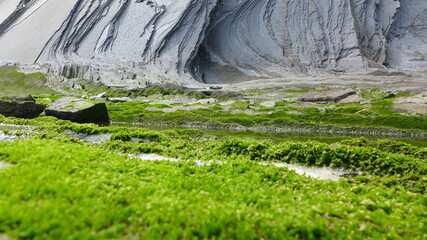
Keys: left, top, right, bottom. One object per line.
{"left": 45, "top": 97, "right": 109, "bottom": 123}
{"left": 0, "top": 95, "right": 45, "bottom": 118}
{"left": 299, "top": 89, "right": 358, "bottom": 103}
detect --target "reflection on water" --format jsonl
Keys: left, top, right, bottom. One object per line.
{"left": 135, "top": 153, "right": 358, "bottom": 181}
{"left": 111, "top": 123, "right": 427, "bottom": 147}
{"left": 262, "top": 162, "right": 359, "bottom": 181}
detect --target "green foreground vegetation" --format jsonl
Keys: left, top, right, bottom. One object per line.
{"left": 0, "top": 116, "right": 426, "bottom": 239}
{"left": 0, "top": 67, "right": 426, "bottom": 239}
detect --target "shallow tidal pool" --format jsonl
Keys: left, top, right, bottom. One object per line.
{"left": 112, "top": 123, "right": 427, "bottom": 147}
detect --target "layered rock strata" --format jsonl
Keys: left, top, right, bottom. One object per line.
{"left": 0, "top": 0, "right": 426, "bottom": 85}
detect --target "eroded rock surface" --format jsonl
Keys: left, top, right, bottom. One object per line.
{"left": 0, "top": 0, "right": 426, "bottom": 85}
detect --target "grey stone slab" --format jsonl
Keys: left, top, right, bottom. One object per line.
{"left": 45, "top": 97, "right": 109, "bottom": 123}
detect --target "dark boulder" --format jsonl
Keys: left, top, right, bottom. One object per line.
{"left": 45, "top": 97, "right": 109, "bottom": 123}
{"left": 0, "top": 95, "right": 45, "bottom": 118}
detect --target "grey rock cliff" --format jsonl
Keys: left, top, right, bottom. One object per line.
{"left": 0, "top": 0, "right": 426, "bottom": 85}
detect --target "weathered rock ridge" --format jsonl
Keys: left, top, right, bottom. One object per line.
{"left": 0, "top": 0, "right": 426, "bottom": 85}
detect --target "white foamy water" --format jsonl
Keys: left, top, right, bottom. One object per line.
{"left": 134, "top": 154, "right": 355, "bottom": 181}
{"left": 135, "top": 154, "right": 224, "bottom": 167}
{"left": 136, "top": 154, "right": 180, "bottom": 162}
{"left": 262, "top": 162, "right": 358, "bottom": 181}
{"left": 65, "top": 130, "right": 113, "bottom": 143}
{"left": 0, "top": 162, "right": 11, "bottom": 170}
{"left": 0, "top": 132, "right": 18, "bottom": 142}
{"left": 0, "top": 124, "right": 32, "bottom": 142}
{"left": 194, "top": 160, "right": 224, "bottom": 167}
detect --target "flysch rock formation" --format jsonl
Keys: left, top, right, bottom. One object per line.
{"left": 0, "top": 0, "right": 426, "bottom": 86}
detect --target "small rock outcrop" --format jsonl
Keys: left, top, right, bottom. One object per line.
{"left": 393, "top": 95, "right": 427, "bottom": 115}
{"left": 45, "top": 97, "right": 109, "bottom": 123}
{"left": 196, "top": 98, "right": 217, "bottom": 105}
{"left": 393, "top": 103, "right": 427, "bottom": 115}
{"left": 260, "top": 101, "right": 277, "bottom": 108}
{"left": 0, "top": 96, "right": 45, "bottom": 118}
{"left": 108, "top": 97, "right": 132, "bottom": 103}
{"left": 299, "top": 89, "right": 358, "bottom": 103}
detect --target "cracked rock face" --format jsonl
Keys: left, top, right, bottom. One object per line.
{"left": 0, "top": 0, "right": 426, "bottom": 85}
